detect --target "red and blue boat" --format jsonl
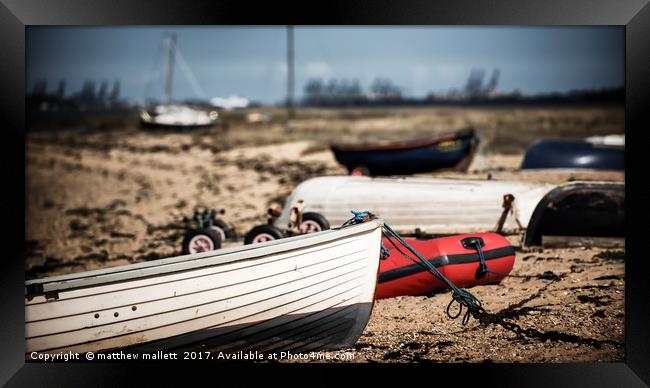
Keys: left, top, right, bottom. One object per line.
{"left": 330, "top": 127, "right": 479, "bottom": 176}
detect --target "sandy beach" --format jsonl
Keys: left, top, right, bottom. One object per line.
{"left": 25, "top": 106, "right": 625, "bottom": 362}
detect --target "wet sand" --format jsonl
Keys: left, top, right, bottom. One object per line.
{"left": 25, "top": 106, "right": 624, "bottom": 362}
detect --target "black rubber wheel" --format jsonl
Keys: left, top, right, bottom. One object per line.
{"left": 182, "top": 228, "right": 222, "bottom": 255}
{"left": 299, "top": 212, "right": 330, "bottom": 233}
{"left": 244, "top": 224, "right": 285, "bottom": 245}
{"left": 350, "top": 166, "right": 370, "bottom": 176}
{"left": 210, "top": 218, "right": 236, "bottom": 241}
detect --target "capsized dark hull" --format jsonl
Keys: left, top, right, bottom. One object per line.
{"left": 521, "top": 139, "right": 624, "bottom": 171}
{"left": 523, "top": 182, "right": 625, "bottom": 246}
{"left": 330, "top": 127, "right": 478, "bottom": 176}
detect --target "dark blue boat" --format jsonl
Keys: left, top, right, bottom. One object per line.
{"left": 524, "top": 182, "right": 624, "bottom": 246}
{"left": 521, "top": 139, "right": 624, "bottom": 170}
{"left": 330, "top": 127, "right": 479, "bottom": 176}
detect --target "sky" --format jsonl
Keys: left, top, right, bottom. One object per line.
{"left": 26, "top": 26, "right": 624, "bottom": 105}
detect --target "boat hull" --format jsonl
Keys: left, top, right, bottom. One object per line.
{"left": 25, "top": 221, "right": 382, "bottom": 356}
{"left": 139, "top": 104, "right": 218, "bottom": 130}
{"left": 274, "top": 176, "right": 554, "bottom": 235}
{"left": 521, "top": 139, "right": 624, "bottom": 171}
{"left": 139, "top": 120, "right": 216, "bottom": 130}
{"left": 330, "top": 128, "right": 478, "bottom": 175}
{"left": 127, "top": 302, "right": 373, "bottom": 354}
{"left": 377, "top": 233, "right": 515, "bottom": 299}
{"left": 523, "top": 182, "right": 625, "bottom": 246}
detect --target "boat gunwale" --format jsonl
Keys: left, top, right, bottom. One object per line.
{"left": 25, "top": 220, "right": 382, "bottom": 295}
{"left": 330, "top": 127, "right": 475, "bottom": 153}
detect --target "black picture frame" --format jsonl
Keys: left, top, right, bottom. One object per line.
{"left": 1, "top": 0, "right": 648, "bottom": 386}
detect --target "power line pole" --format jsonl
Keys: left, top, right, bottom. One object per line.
{"left": 287, "top": 25, "right": 295, "bottom": 121}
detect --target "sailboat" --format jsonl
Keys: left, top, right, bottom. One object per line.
{"left": 140, "top": 33, "right": 219, "bottom": 129}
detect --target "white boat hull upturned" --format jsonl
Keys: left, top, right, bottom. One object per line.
{"left": 25, "top": 221, "right": 382, "bottom": 356}
{"left": 274, "top": 176, "right": 555, "bottom": 235}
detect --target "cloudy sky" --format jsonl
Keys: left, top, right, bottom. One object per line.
{"left": 27, "top": 26, "right": 624, "bottom": 104}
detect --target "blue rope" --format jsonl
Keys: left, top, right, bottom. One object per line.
{"left": 345, "top": 210, "right": 375, "bottom": 225}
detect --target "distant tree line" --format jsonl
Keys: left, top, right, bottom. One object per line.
{"left": 301, "top": 68, "right": 623, "bottom": 107}
{"left": 30, "top": 78, "right": 121, "bottom": 102}
{"left": 424, "top": 87, "right": 624, "bottom": 106}
{"left": 463, "top": 68, "right": 500, "bottom": 98}
{"left": 303, "top": 77, "right": 403, "bottom": 106}
{"left": 28, "top": 78, "right": 128, "bottom": 115}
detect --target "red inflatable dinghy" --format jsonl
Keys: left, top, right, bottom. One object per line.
{"left": 376, "top": 233, "right": 515, "bottom": 299}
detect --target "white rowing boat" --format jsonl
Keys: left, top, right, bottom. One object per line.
{"left": 274, "top": 176, "right": 555, "bottom": 235}
{"left": 25, "top": 220, "right": 382, "bottom": 356}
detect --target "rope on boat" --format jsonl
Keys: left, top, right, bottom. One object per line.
{"left": 342, "top": 211, "right": 585, "bottom": 343}
{"left": 469, "top": 240, "right": 534, "bottom": 280}
{"left": 344, "top": 210, "right": 483, "bottom": 325}
{"left": 474, "top": 239, "right": 490, "bottom": 280}
{"left": 344, "top": 210, "right": 391, "bottom": 260}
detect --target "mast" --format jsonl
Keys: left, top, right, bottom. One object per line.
{"left": 164, "top": 32, "right": 177, "bottom": 104}
{"left": 287, "top": 25, "right": 295, "bottom": 120}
